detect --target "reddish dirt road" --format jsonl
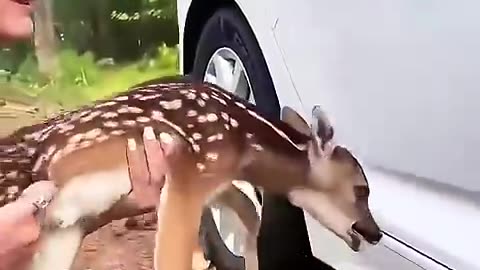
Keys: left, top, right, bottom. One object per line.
{"left": 72, "top": 215, "right": 158, "bottom": 270}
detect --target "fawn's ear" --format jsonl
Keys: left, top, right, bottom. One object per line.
{"left": 281, "top": 106, "right": 311, "bottom": 136}
{"left": 311, "top": 105, "right": 334, "bottom": 146}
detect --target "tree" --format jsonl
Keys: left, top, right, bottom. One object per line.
{"left": 33, "top": 0, "right": 59, "bottom": 77}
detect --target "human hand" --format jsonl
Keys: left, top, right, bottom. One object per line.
{"left": 125, "top": 126, "right": 180, "bottom": 209}
{"left": 0, "top": 181, "right": 57, "bottom": 269}
{"left": 0, "top": 0, "right": 35, "bottom": 43}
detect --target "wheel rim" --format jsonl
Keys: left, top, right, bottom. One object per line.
{"left": 204, "top": 47, "right": 255, "bottom": 103}
{"left": 203, "top": 47, "right": 260, "bottom": 257}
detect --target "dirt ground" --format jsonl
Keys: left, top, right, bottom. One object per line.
{"left": 72, "top": 214, "right": 159, "bottom": 270}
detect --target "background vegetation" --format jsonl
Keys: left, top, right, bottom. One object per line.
{"left": 0, "top": 0, "right": 179, "bottom": 121}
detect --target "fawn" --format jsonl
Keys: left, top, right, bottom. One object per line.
{"left": 0, "top": 76, "right": 382, "bottom": 270}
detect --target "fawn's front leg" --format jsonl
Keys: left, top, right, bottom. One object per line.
{"left": 29, "top": 224, "right": 85, "bottom": 270}
{"left": 153, "top": 171, "right": 229, "bottom": 270}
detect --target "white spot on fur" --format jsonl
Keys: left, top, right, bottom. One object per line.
{"left": 138, "top": 89, "right": 156, "bottom": 93}
{"left": 117, "top": 106, "right": 130, "bottom": 114}
{"left": 4, "top": 147, "right": 16, "bottom": 154}
{"left": 136, "top": 116, "right": 150, "bottom": 123}
{"left": 197, "top": 99, "right": 206, "bottom": 107}
{"left": 187, "top": 124, "right": 195, "bottom": 128}
{"left": 251, "top": 144, "right": 263, "bottom": 151}
{"left": 220, "top": 112, "right": 229, "bottom": 121}
{"left": 224, "top": 124, "right": 230, "bottom": 130}
{"left": 192, "top": 144, "right": 201, "bottom": 153}
{"left": 114, "top": 96, "right": 129, "bottom": 101}
{"left": 205, "top": 152, "right": 218, "bottom": 161}
{"left": 246, "top": 133, "right": 254, "bottom": 139}
{"left": 7, "top": 185, "right": 19, "bottom": 194}
{"left": 18, "top": 159, "right": 30, "bottom": 164}
{"left": 122, "top": 120, "right": 136, "bottom": 127}
{"left": 46, "top": 145, "right": 57, "bottom": 157}
{"left": 96, "top": 134, "right": 110, "bottom": 143}
{"left": 187, "top": 110, "right": 198, "bottom": 117}
{"left": 80, "top": 111, "right": 102, "bottom": 123}
{"left": 32, "top": 154, "right": 46, "bottom": 172}
{"left": 103, "top": 121, "right": 119, "bottom": 128}
{"left": 235, "top": 102, "right": 247, "bottom": 109}
{"left": 160, "top": 99, "right": 182, "bottom": 110}
{"left": 185, "top": 92, "right": 196, "bottom": 100}
{"left": 58, "top": 124, "right": 75, "bottom": 134}
{"left": 128, "top": 107, "right": 144, "bottom": 114}
{"left": 101, "top": 111, "right": 118, "bottom": 119}
{"left": 151, "top": 110, "right": 164, "bottom": 121}
{"left": 84, "top": 128, "right": 102, "bottom": 140}
{"left": 207, "top": 135, "right": 217, "bottom": 142}
{"left": 196, "top": 163, "right": 206, "bottom": 172}
{"left": 200, "top": 93, "right": 210, "bottom": 100}
{"left": 230, "top": 118, "right": 239, "bottom": 128}
{"left": 139, "top": 94, "right": 162, "bottom": 101}
{"left": 95, "top": 101, "right": 116, "bottom": 108}
{"left": 111, "top": 130, "right": 126, "bottom": 136}
{"left": 5, "top": 171, "right": 17, "bottom": 180}
{"left": 212, "top": 95, "right": 227, "bottom": 105}
{"left": 24, "top": 131, "right": 43, "bottom": 141}
{"left": 197, "top": 115, "right": 207, "bottom": 123}
{"left": 206, "top": 113, "right": 218, "bottom": 122}
{"left": 68, "top": 133, "right": 84, "bottom": 144}
{"left": 192, "top": 133, "right": 202, "bottom": 140}
{"left": 27, "top": 147, "right": 36, "bottom": 156}
{"left": 79, "top": 140, "right": 93, "bottom": 149}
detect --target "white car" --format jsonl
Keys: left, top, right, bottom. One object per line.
{"left": 176, "top": 1, "right": 480, "bottom": 269}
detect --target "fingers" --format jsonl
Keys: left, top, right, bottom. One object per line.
{"left": 126, "top": 138, "right": 150, "bottom": 186}
{"left": 20, "top": 181, "right": 57, "bottom": 204}
{"left": 143, "top": 127, "right": 167, "bottom": 189}
{"left": 126, "top": 137, "right": 153, "bottom": 208}
{"left": 126, "top": 127, "right": 184, "bottom": 209}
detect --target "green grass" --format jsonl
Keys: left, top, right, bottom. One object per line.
{"left": 0, "top": 44, "right": 179, "bottom": 114}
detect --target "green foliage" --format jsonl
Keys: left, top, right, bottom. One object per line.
{"left": 0, "top": 0, "right": 180, "bottom": 116}
{"left": 2, "top": 45, "right": 179, "bottom": 110}
{"left": 56, "top": 49, "right": 101, "bottom": 87}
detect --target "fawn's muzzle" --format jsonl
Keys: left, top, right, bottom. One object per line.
{"left": 352, "top": 217, "right": 383, "bottom": 245}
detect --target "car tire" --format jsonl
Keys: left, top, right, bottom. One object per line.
{"left": 189, "top": 6, "right": 333, "bottom": 270}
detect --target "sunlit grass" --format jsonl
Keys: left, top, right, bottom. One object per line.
{"left": 0, "top": 44, "right": 179, "bottom": 113}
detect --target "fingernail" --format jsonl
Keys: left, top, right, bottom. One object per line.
{"left": 144, "top": 126, "right": 155, "bottom": 140}
{"left": 159, "top": 132, "right": 173, "bottom": 144}
{"left": 127, "top": 138, "right": 137, "bottom": 151}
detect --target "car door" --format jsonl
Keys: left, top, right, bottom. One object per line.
{"left": 268, "top": 0, "right": 480, "bottom": 269}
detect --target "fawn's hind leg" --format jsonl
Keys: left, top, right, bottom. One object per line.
{"left": 29, "top": 224, "right": 84, "bottom": 270}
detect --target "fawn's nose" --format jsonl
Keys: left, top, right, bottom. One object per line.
{"left": 352, "top": 218, "right": 383, "bottom": 245}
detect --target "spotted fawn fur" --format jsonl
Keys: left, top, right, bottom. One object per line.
{"left": 0, "top": 75, "right": 382, "bottom": 270}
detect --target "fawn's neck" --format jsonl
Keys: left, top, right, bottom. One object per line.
{"left": 241, "top": 146, "right": 310, "bottom": 194}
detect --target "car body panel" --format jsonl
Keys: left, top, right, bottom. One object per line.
{"left": 177, "top": 0, "right": 479, "bottom": 269}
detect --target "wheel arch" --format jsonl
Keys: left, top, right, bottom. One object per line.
{"left": 182, "top": 0, "right": 254, "bottom": 74}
